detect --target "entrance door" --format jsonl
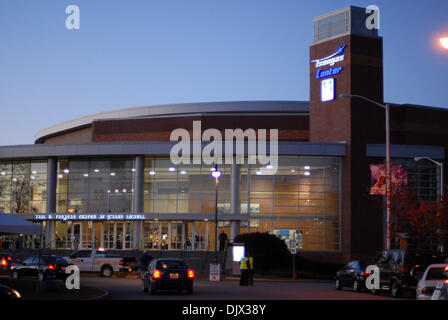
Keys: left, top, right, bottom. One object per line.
{"left": 142, "top": 221, "right": 160, "bottom": 250}
{"left": 73, "top": 223, "right": 81, "bottom": 249}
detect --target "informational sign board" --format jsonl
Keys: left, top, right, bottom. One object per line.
{"left": 209, "top": 263, "right": 220, "bottom": 282}
{"left": 232, "top": 243, "right": 245, "bottom": 275}
{"left": 321, "top": 78, "right": 335, "bottom": 102}
{"left": 290, "top": 240, "right": 297, "bottom": 254}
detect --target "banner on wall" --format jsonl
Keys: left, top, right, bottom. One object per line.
{"left": 370, "top": 164, "right": 408, "bottom": 195}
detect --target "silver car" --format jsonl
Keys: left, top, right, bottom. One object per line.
{"left": 416, "top": 264, "right": 448, "bottom": 300}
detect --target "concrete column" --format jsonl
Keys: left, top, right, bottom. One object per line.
{"left": 230, "top": 161, "right": 241, "bottom": 242}
{"left": 80, "top": 223, "right": 83, "bottom": 248}
{"left": 46, "top": 157, "right": 57, "bottom": 214}
{"left": 50, "top": 221, "right": 56, "bottom": 249}
{"left": 91, "top": 223, "right": 96, "bottom": 249}
{"left": 205, "top": 221, "right": 209, "bottom": 251}
{"left": 113, "top": 223, "right": 117, "bottom": 249}
{"left": 100, "top": 223, "right": 104, "bottom": 249}
{"left": 133, "top": 155, "right": 144, "bottom": 249}
{"left": 168, "top": 222, "right": 172, "bottom": 250}
{"left": 46, "top": 158, "right": 57, "bottom": 249}
{"left": 123, "top": 222, "right": 127, "bottom": 249}
{"left": 44, "top": 221, "right": 55, "bottom": 249}
{"left": 70, "top": 223, "right": 74, "bottom": 249}
{"left": 181, "top": 223, "right": 185, "bottom": 249}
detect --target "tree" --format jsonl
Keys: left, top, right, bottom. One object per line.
{"left": 389, "top": 186, "right": 448, "bottom": 251}
{"left": 234, "top": 232, "right": 290, "bottom": 272}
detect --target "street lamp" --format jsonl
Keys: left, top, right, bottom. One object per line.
{"left": 440, "top": 37, "right": 448, "bottom": 50}
{"left": 339, "top": 93, "right": 392, "bottom": 250}
{"left": 414, "top": 157, "right": 444, "bottom": 199}
{"left": 211, "top": 166, "right": 222, "bottom": 263}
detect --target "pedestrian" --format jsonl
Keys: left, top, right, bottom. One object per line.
{"left": 239, "top": 254, "right": 249, "bottom": 286}
{"left": 218, "top": 231, "right": 228, "bottom": 251}
{"left": 139, "top": 251, "right": 153, "bottom": 271}
{"left": 247, "top": 253, "right": 254, "bottom": 286}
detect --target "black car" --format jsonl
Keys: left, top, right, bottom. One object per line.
{"left": 11, "top": 255, "right": 72, "bottom": 281}
{"left": 141, "top": 258, "right": 194, "bottom": 295}
{"left": 335, "top": 260, "right": 371, "bottom": 292}
{"left": 0, "top": 253, "right": 22, "bottom": 274}
{"left": 371, "top": 250, "right": 445, "bottom": 297}
{"left": 0, "top": 284, "right": 22, "bottom": 301}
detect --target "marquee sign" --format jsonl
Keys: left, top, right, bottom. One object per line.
{"left": 34, "top": 214, "right": 146, "bottom": 221}
{"left": 312, "top": 45, "right": 346, "bottom": 79}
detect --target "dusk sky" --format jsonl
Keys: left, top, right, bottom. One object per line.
{"left": 0, "top": 0, "right": 447, "bottom": 146}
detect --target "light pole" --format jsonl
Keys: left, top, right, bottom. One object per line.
{"left": 211, "top": 166, "right": 222, "bottom": 263}
{"left": 440, "top": 37, "right": 448, "bottom": 50}
{"left": 339, "top": 93, "right": 392, "bottom": 250}
{"left": 414, "top": 157, "right": 444, "bottom": 200}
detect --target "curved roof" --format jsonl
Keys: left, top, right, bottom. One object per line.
{"left": 35, "top": 101, "right": 309, "bottom": 143}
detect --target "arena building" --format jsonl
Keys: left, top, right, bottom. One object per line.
{"left": 0, "top": 6, "right": 446, "bottom": 263}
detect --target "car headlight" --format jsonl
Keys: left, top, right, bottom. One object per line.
{"left": 9, "top": 289, "right": 21, "bottom": 299}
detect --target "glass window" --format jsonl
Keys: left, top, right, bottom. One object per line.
{"left": 57, "top": 158, "right": 134, "bottom": 214}
{"left": 426, "top": 267, "right": 448, "bottom": 280}
{"left": 156, "top": 259, "right": 188, "bottom": 269}
{"left": 0, "top": 161, "right": 47, "bottom": 214}
{"left": 24, "top": 257, "right": 34, "bottom": 265}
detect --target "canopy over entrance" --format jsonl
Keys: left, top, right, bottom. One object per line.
{"left": 0, "top": 212, "right": 42, "bottom": 236}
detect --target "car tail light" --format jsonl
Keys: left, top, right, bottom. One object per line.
{"left": 48, "top": 264, "right": 55, "bottom": 270}
{"left": 7, "top": 256, "right": 12, "bottom": 261}
{"left": 153, "top": 269, "right": 162, "bottom": 279}
{"left": 361, "top": 272, "right": 370, "bottom": 277}
{"left": 120, "top": 259, "right": 123, "bottom": 266}
{"left": 187, "top": 270, "right": 195, "bottom": 279}
{"left": 1, "top": 258, "right": 7, "bottom": 267}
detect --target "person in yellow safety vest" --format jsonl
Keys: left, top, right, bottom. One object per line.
{"left": 239, "top": 255, "right": 249, "bottom": 286}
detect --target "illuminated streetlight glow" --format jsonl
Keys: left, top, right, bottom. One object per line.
{"left": 211, "top": 170, "right": 222, "bottom": 179}
{"left": 441, "top": 37, "right": 448, "bottom": 49}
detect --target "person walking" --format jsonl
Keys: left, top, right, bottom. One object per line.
{"left": 239, "top": 254, "right": 249, "bottom": 286}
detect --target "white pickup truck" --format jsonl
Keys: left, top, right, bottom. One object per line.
{"left": 65, "top": 249, "right": 135, "bottom": 277}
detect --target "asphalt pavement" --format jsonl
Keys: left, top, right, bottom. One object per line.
{"left": 81, "top": 276, "right": 400, "bottom": 300}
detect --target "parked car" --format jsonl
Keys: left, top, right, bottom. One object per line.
{"left": 0, "top": 253, "right": 22, "bottom": 274}
{"left": 11, "top": 255, "right": 72, "bottom": 281}
{"left": 416, "top": 264, "right": 448, "bottom": 300}
{"left": 141, "top": 258, "right": 195, "bottom": 295}
{"left": 370, "top": 250, "right": 445, "bottom": 297}
{"left": 335, "top": 260, "right": 371, "bottom": 292}
{"left": 0, "top": 284, "right": 22, "bottom": 301}
{"left": 65, "top": 249, "right": 136, "bottom": 277}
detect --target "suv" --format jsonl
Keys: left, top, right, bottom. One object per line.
{"left": 371, "top": 250, "right": 445, "bottom": 298}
